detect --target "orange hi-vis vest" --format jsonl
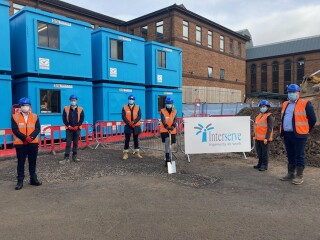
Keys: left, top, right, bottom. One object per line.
{"left": 12, "top": 112, "right": 39, "bottom": 145}
{"left": 160, "top": 108, "right": 177, "bottom": 134}
{"left": 254, "top": 112, "right": 273, "bottom": 141}
{"left": 281, "top": 99, "right": 309, "bottom": 135}
{"left": 64, "top": 106, "right": 83, "bottom": 129}
{"left": 123, "top": 105, "right": 141, "bottom": 126}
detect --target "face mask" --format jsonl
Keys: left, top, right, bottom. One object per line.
{"left": 128, "top": 100, "right": 134, "bottom": 105}
{"left": 21, "top": 106, "right": 30, "bottom": 113}
{"left": 166, "top": 104, "right": 172, "bottom": 109}
{"left": 260, "top": 107, "right": 267, "bottom": 113}
{"left": 288, "top": 93, "right": 297, "bottom": 101}
{"left": 70, "top": 101, "right": 77, "bottom": 106}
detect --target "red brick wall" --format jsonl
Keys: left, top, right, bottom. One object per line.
{"left": 246, "top": 52, "right": 320, "bottom": 94}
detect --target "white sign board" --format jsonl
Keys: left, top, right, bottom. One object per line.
{"left": 184, "top": 116, "right": 251, "bottom": 154}
{"left": 39, "top": 58, "right": 50, "bottom": 70}
{"left": 157, "top": 74, "right": 163, "bottom": 83}
{"left": 41, "top": 124, "right": 52, "bottom": 136}
{"left": 110, "top": 68, "right": 117, "bottom": 77}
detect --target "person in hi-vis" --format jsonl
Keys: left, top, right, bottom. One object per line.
{"left": 159, "top": 97, "right": 177, "bottom": 167}
{"left": 11, "top": 97, "right": 42, "bottom": 190}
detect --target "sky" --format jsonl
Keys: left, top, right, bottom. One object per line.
{"left": 62, "top": 0, "right": 320, "bottom": 46}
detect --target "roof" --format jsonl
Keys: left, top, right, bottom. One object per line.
{"left": 246, "top": 35, "right": 320, "bottom": 60}
{"left": 11, "top": 6, "right": 92, "bottom": 27}
{"left": 124, "top": 4, "right": 250, "bottom": 42}
{"left": 41, "top": 0, "right": 124, "bottom": 25}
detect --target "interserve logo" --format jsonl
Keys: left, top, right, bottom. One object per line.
{"left": 194, "top": 123, "right": 214, "bottom": 142}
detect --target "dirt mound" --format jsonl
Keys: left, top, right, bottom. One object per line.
{"left": 237, "top": 107, "right": 320, "bottom": 167}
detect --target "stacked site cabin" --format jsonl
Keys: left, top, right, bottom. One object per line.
{"left": 10, "top": 7, "right": 93, "bottom": 132}
{"left": 0, "top": 0, "right": 12, "bottom": 144}
{"left": 145, "top": 41, "right": 182, "bottom": 118}
{"left": 92, "top": 28, "right": 146, "bottom": 122}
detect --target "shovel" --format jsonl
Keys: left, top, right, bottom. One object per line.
{"left": 167, "top": 131, "right": 176, "bottom": 174}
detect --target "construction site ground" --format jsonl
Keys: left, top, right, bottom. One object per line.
{"left": 1, "top": 146, "right": 320, "bottom": 240}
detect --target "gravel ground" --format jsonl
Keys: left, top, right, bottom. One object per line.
{"left": 1, "top": 146, "right": 320, "bottom": 240}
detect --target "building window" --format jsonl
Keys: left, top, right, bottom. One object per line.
{"left": 272, "top": 61, "right": 279, "bottom": 93}
{"left": 261, "top": 63, "right": 268, "bottom": 92}
{"left": 237, "top": 42, "right": 241, "bottom": 57}
{"left": 156, "top": 21, "right": 164, "bottom": 39}
{"left": 157, "top": 50, "right": 166, "bottom": 68}
{"left": 297, "top": 58, "right": 305, "bottom": 85}
{"left": 208, "top": 67, "right": 213, "bottom": 78}
{"left": 250, "top": 64, "right": 257, "bottom": 92}
{"left": 13, "top": 3, "right": 24, "bottom": 14}
{"left": 220, "top": 69, "right": 225, "bottom": 80}
{"left": 141, "top": 25, "right": 148, "bottom": 39}
{"left": 38, "top": 21, "right": 59, "bottom": 49}
{"left": 196, "top": 26, "right": 202, "bottom": 45}
{"left": 220, "top": 35, "right": 224, "bottom": 52}
{"left": 183, "top": 20, "right": 189, "bottom": 40}
{"left": 229, "top": 39, "right": 234, "bottom": 55}
{"left": 208, "top": 30, "right": 212, "bottom": 48}
{"left": 284, "top": 59, "right": 292, "bottom": 91}
{"left": 110, "top": 39, "right": 123, "bottom": 60}
{"left": 40, "top": 90, "right": 61, "bottom": 114}
{"left": 128, "top": 29, "right": 134, "bottom": 35}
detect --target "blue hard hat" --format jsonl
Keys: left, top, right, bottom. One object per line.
{"left": 128, "top": 95, "right": 135, "bottom": 100}
{"left": 165, "top": 97, "right": 174, "bottom": 104}
{"left": 19, "top": 97, "right": 31, "bottom": 105}
{"left": 69, "top": 94, "right": 78, "bottom": 100}
{"left": 258, "top": 100, "right": 270, "bottom": 107}
{"left": 287, "top": 84, "right": 300, "bottom": 92}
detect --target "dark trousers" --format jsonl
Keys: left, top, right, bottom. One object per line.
{"left": 124, "top": 133, "right": 139, "bottom": 149}
{"left": 65, "top": 129, "right": 80, "bottom": 156}
{"left": 283, "top": 132, "right": 307, "bottom": 168}
{"left": 255, "top": 140, "right": 269, "bottom": 168}
{"left": 16, "top": 145, "right": 38, "bottom": 181}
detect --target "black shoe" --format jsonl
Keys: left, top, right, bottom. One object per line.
{"left": 72, "top": 155, "right": 80, "bottom": 162}
{"left": 253, "top": 165, "right": 261, "bottom": 169}
{"left": 15, "top": 181, "right": 23, "bottom": 190}
{"left": 30, "top": 179, "right": 42, "bottom": 186}
{"left": 259, "top": 166, "right": 268, "bottom": 171}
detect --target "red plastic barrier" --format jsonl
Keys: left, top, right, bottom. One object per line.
{"left": 0, "top": 129, "right": 16, "bottom": 157}
{"left": 42, "top": 124, "right": 95, "bottom": 152}
{"left": 95, "top": 121, "right": 125, "bottom": 144}
{"left": 140, "top": 119, "right": 159, "bottom": 138}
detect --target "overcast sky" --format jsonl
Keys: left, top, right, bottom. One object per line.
{"left": 62, "top": 0, "right": 320, "bottom": 46}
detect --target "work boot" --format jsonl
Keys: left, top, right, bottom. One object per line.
{"left": 259, "top": 166, "right": 268, "bottom": 171}
{"left": 292, "top": 167, "right": 304, "bottom": 185}
{"left": 72, "top": 154, "right": 80, "bottom": 162}
{"left": 59, "top": 156, "right": 69, "bottom": 165}
{"left": 134, "top": 149, "right": 143, "bottom": 159}
{"left": 15, "top": 180, "right": 23, "bottom": 190}
{"left": 123, "top": 150, "right": 129, "bottom": 160}
{"left": 30, "top": 178, "right": 42, "bottom": 186}
{"left": 253, "top": 164, "right": 261, "bottom": 169}
{"left": 280, "top": 164, "right": 295, "bottom": 181}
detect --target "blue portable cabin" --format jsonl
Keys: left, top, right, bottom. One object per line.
{"left": 0, "top": 0, "right": 11, "bottom": 74}
{"left": 12, "top": 77, "right": 93, "bottom": 138}
{"left": 145, "top": 87, "right": 182, "bottom": 119}
{"left": 93, "top": 83, "right": 145, "bottom": 123}
{"left": 0, "top": 1, "right": 12, "bottom": 144}
{"left": 10, "top": 7, "right": 92, "bottom": 79}
{"left": 92, "top": 28, "right": 145, "bottom": 84}
{"left": 145, "top": 41, "right": 182, "bottom": 88}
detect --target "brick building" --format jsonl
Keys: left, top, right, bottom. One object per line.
{"left": 7, "top": 0, "right": 250, "bottom": 103}
{"left": 246, "top": 35, "right": 320, "bottom": 99}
